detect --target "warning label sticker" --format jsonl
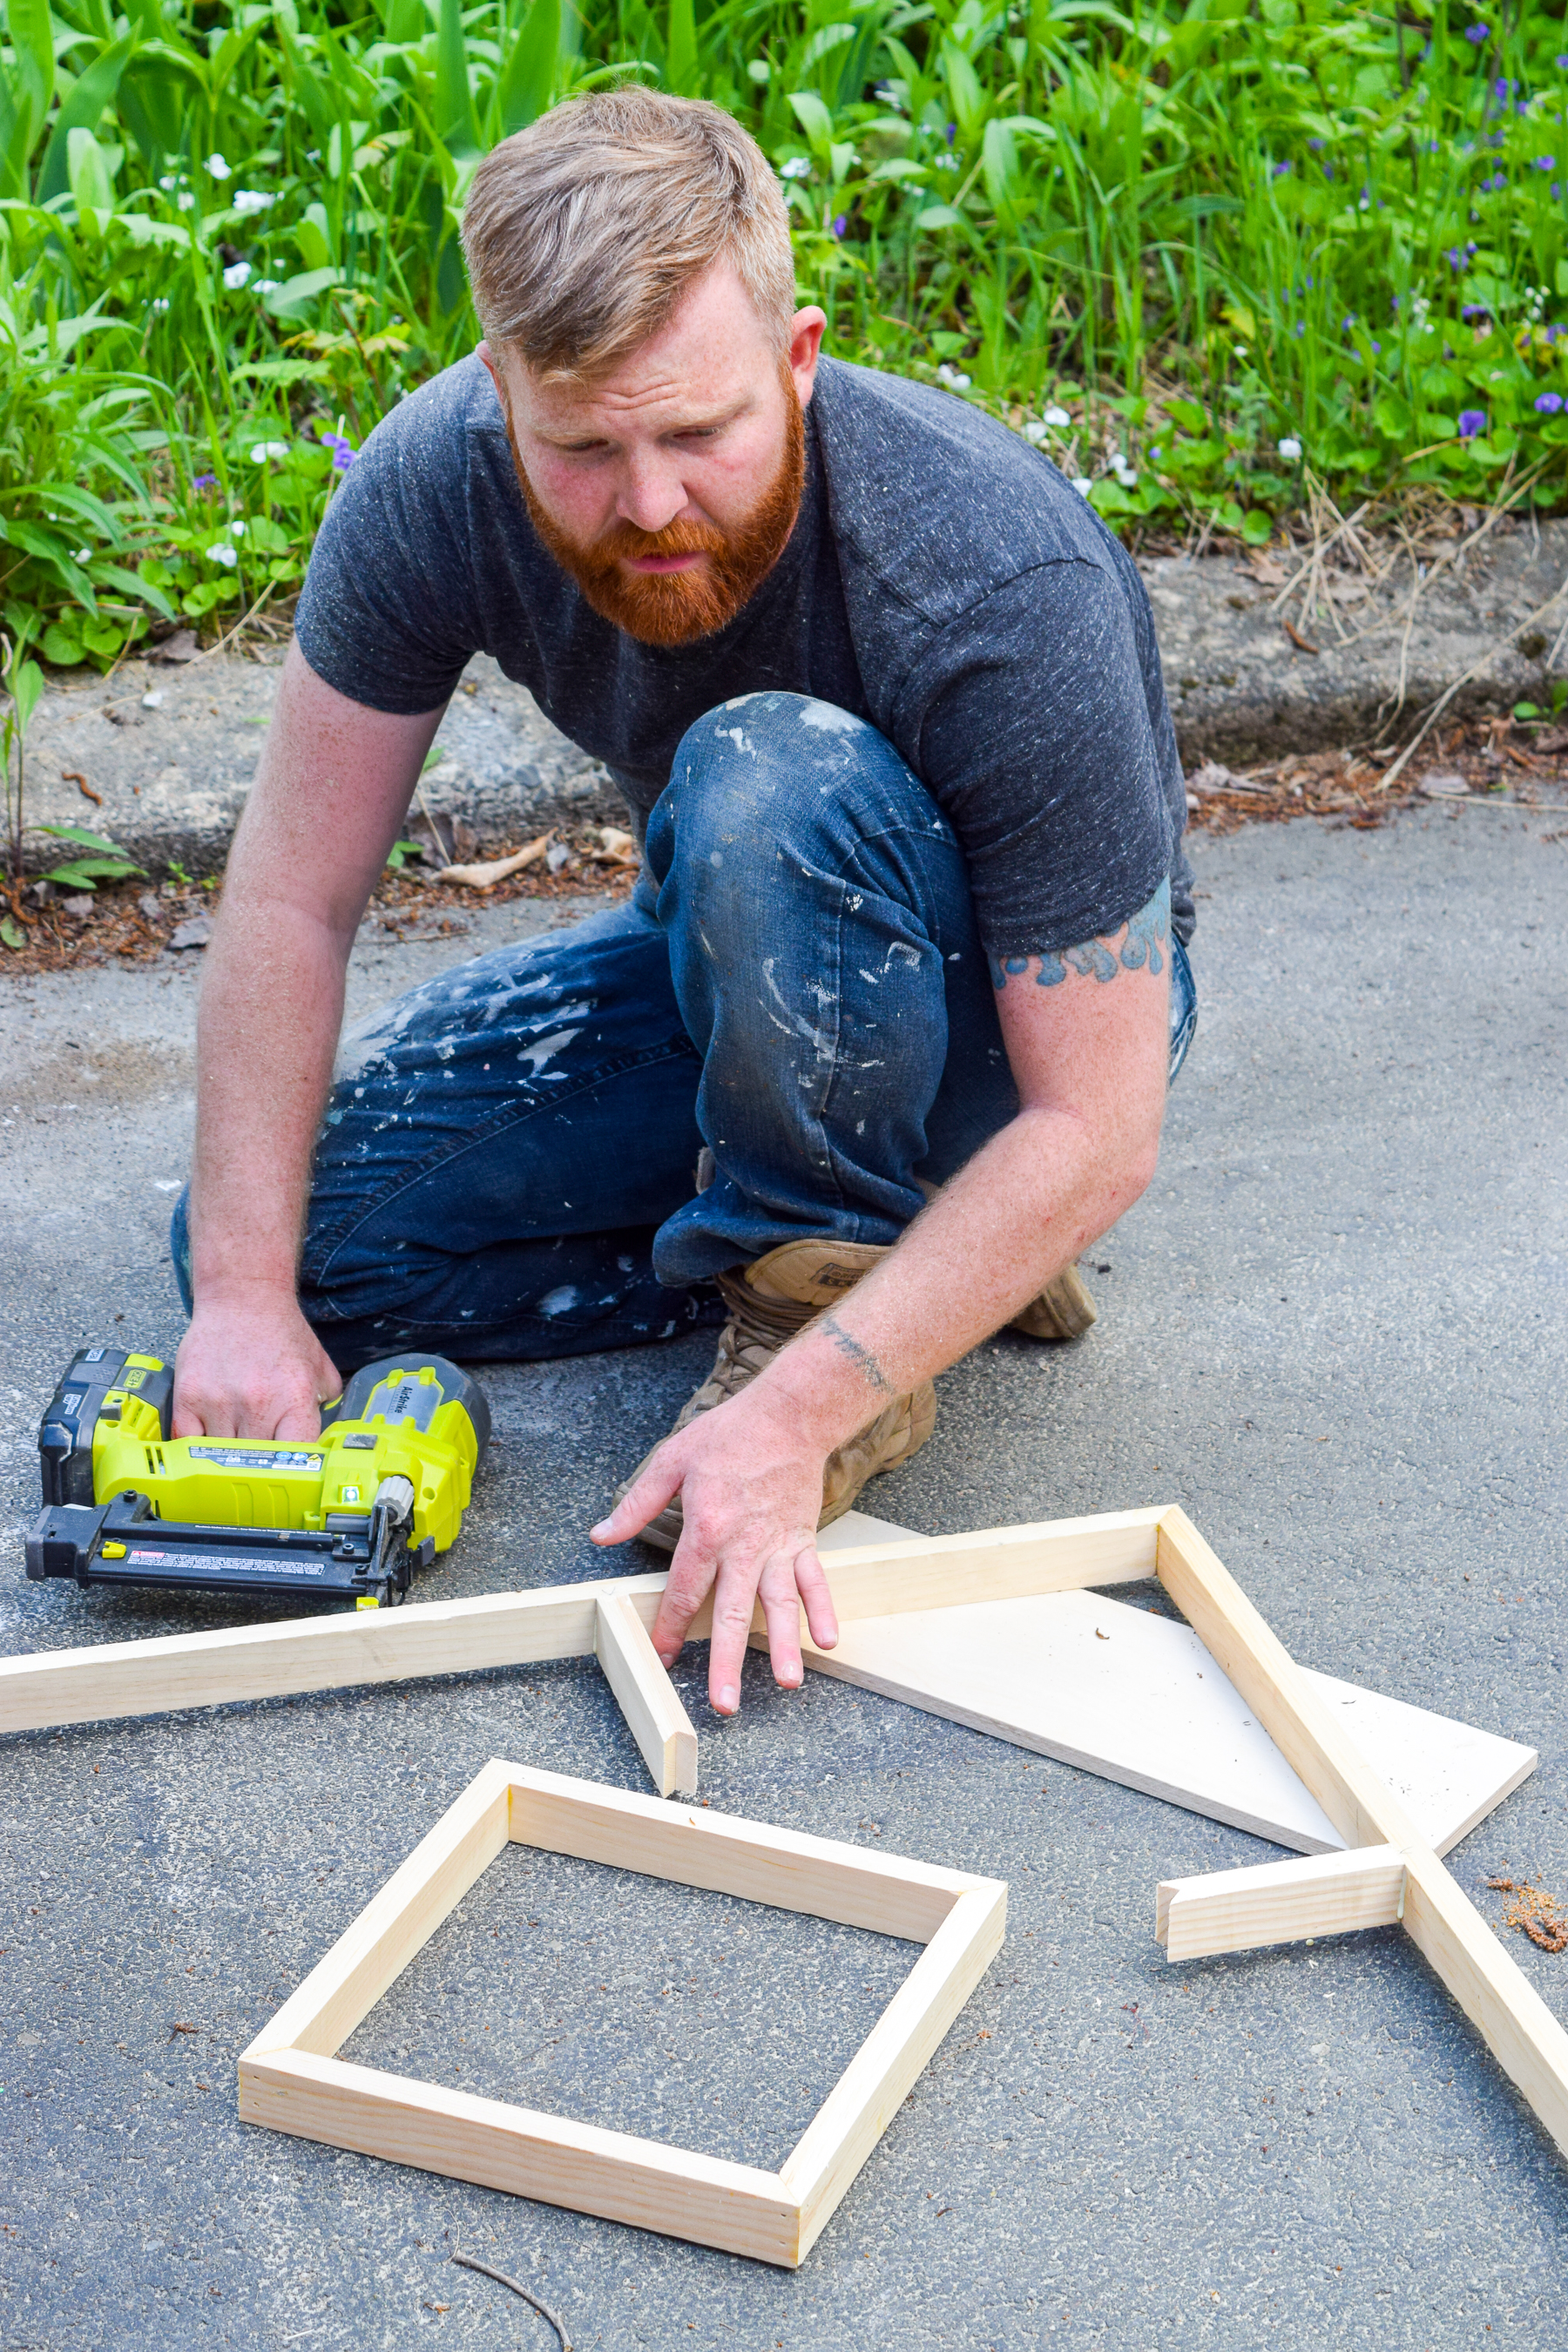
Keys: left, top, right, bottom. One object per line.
{"left": 125, "top": 1548, "right": 326, "bottom": 1578}
{"left": 186, "top": 1445, "right": 323, "bottom": 1473}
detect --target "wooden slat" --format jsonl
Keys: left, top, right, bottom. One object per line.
{"left": 1155, "top": 1508, "right": 1568, "bottom": 2161}
{"left": 1157, "top": 1846, "right": 1407, "bottom": 1961}
{"left": 594, "top": 1592, "right": 698, "bottom": 1798}
{"left": 0, "top": 1577, "right": 667, "bottom": 1736}
{"left": 240, "top": 2049, "right": 803, "bottom": 2266}
{"left": 505, "top": 1765, "right": 975, "bottom": 1944}
{"left": 245, "top": 1761, "right": 512, "bottom": 2059}
{"left": 783, "top": 1881, "right": 1007, "bottom": 2261}
{"left": 0, "top": 1508, "right": 1160, "bottom": 1739}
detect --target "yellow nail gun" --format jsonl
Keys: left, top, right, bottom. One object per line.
{"left": 26, "top": 1347, "right": 490, "bottom": 1611}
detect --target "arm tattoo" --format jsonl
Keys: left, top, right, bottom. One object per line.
{"left": 990, "top": 877, "right": 1171, "bottom": 991}
{"left": 820, "top": 1313, "right": 896, "bottom": 1397}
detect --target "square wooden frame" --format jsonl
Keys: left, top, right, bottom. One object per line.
{"left": 239, "top": 1760, "right": 1007, "bottom": 2266}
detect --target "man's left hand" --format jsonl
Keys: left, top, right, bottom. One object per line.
{"left": 591, "top": 1386, "right": 840, "bottom": 1714}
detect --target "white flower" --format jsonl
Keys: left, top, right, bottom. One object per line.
{"left": 1023, "top": 420, "right": 1049, "bottom": 447}
{"left": 253, "top": 279, "right": 280, "bottom": 295}
{"left": 249, "top": 441, "right": 291, "bottom": 463}
{"left": 149, "top": 297, "right": 170, "bottom": 314}
{"left": 158, "top": 172, "right": 180, "bottom": 192}
{"left": 1071, "top": 476, "right": 1093, "bottom": 497}
{"left": 229, "top": 519, "right": 247, "bottom": 538}
{"left": 207, "top": 540, "right": 239, "bottom": 568}
{"left": 232, "top": 189, "right": 274, "bottom": 215}
{"left": 176, "top": 192, "right": 194, "bottom": 211}
{"left": 71, "top": 546, "right": 91, "bottom": 564}
{"left": 1278, "top": 436, "right": 1303, "bottom": 462}
{"left": 207, "top": 152, "right": 232, "bottom": 180}
{"left": 222, "top": 260, "right": 253, "bottom": 290}
{"left": 936, "top": 363, "right": 971, "bottom": 389}
{"left": 780, "top": 157, "right": 811, "bottom": 180}
{"left": 1042, "top": 404, "right": 1071, "bottom": 428}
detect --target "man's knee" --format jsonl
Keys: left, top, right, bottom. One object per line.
{"left": 650, "top": 691, "right": 936, "bottom": 909}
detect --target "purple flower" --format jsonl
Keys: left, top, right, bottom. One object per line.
{"left": 1446, "top": 246, "right": 1465, "bottom": 270}
{"left": 1462, "top": 302, "right": 1490, "bottom": 319}
{"left": 1308, "top": 137, "right": 1325, "bottom": 151}
{"left": 1272, "top": 160, "right": 1290, "bottom": 178}
{"left": 1293, "top": 321, "right": 1304, "bottom": 336}
{"left": 831, "top": 213, "right": 848, "bottom": 238}
{"left": 191, "top": 472, "right": 217, "bottom": 490}
{"left": 1342, "top": 314, "right": 1355, "bottom": 331}
{"left": 1493, "top": 76, "right": 1511, "bottom": 98}
{"left": 1322, "top": 163, "right": 1335, "bottom": 180}
{"left": 1371, "top": 339, "right": 1382, "bottom": 354}
{"left": 945, "top": 121, "right": 956, "bottom": 145}
{"left": 319, "top": 429, "right": 357, "bottom": 472}
{"left": 1538, "top": 156, "right": 1558, "bottom": 172}
{"left": 1465, "top": 22, "right": 1488, "bottom": 42}
{"left": 1535, "top": 392, "right": 1565, "bottom": 412}
{"left": 1558, "top": 53, "right": 1568, "bottom": 67}
{"left": 1457, "top": 409, "right": 1486, "bottom": 438}
{"left": 1305, "top": 273, "right": 1315, "bottom": 288}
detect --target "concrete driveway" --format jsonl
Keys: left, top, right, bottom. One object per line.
{"left": 1, "top": 804, "right": 1564, "bottom": 2349}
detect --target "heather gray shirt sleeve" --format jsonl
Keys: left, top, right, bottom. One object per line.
{"left": 902, "top": 563, "right": 1175, "bottom": 960}
{"left": 294, "top": 382, "right": 490, "bottom": 716}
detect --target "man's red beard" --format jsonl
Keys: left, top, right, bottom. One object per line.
{"left": 505, "top": 379, "right": 806, "bottom": 648}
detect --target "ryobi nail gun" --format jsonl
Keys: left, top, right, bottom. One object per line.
{"left": 25, "top": 1346, "right": 490, "bottom": 1611}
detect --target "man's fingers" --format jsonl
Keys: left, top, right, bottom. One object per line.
{"left": 706, "top": 1578, "right": 759, "bottom": 1717}
{"left": 273, "top": 1401, "right": 325, "bottom": 1442}
{"left": 759, "top": 1564, "right": 805, "bottom": 1691}
{"left": 793, "top": 1544, "right": 840, "bottom": 1653}
{"left": 590, "top": 1451, "right": 683, "bottom": 1547}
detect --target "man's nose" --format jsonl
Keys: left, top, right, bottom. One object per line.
{"left": 616, "top": 451, "right": 689, "bottom": 536}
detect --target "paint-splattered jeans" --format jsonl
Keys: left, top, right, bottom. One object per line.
{"left": 172, "top": 693, "right": 1196, "bottom": 1366}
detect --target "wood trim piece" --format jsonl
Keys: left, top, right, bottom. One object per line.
{"left": 1153, "top": 1506, "right": 1568, "bottom": 2163}
{"left": 1156, "top": 1846, "right": 1407, "bottom": 1961}
{"left": 240, "top": 2047, "right": 801, "bottom": 2266}
{"left": 593, "top": 1592, "right": 698, "bottom": 1798}
{"left": 0, "top": 1507, "right": 1159, "bottom": 1741}
{"left": 240, "top": 1761, "right": 1005, "bottom": 2265}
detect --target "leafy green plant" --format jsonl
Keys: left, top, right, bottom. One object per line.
{"left": 2, "top": 623, "right": 41, "bottom": 889}
{"left": 33, "top": 821, "right": 147, "bottom": 890}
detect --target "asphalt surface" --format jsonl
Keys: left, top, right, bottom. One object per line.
{"left": 2, "top": 807, "right": 1565, "bottom": 2351}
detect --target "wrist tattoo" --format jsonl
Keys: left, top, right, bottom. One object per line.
{"left": 820, "top": 1314, "right": 895, "bottom": 1397}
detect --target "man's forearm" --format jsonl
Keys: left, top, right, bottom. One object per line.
{"left": 759, "top": 1098, "right": 1160, "bottom": 1449}
{"left": 188, "top": 893, "right": 352, "bottom": 1305}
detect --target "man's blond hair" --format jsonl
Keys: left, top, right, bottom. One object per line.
{"left": 462, "top": 88, "right": 797, "bottom": 381}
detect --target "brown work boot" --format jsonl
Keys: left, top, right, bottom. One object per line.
{"left": 1009, "top": 1260, "right": 1098, "bottom": 1341}
{"left": 614, "top": 1237, "right": 936, "bottom": 1552}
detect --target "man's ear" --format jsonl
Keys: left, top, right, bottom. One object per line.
{"left": 788, "top": 307, "right": 828, "bottom": 407}
{"left": 477, "top": 341, "right": 506, "bottom": 408}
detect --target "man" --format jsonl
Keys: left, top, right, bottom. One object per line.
{"left": 172, "top": 88, "right": 1196, "bottom": 1721}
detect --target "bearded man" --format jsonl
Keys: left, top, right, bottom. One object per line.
{"left": 172, "top": 88, "right": 1197, "bottom": 1718}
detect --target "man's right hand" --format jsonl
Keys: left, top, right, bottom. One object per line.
{"left": 172, "top": 1297, "right": 343, "bottom": 1441}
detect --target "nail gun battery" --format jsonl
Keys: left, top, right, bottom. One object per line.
{"left": 25, "top": 1489, "right": 433, "bottom": 1608}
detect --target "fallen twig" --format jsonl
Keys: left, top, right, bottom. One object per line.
{"left": 450, "top": 2250, "right": 571, "bottom": 2349}
{"left": 436, "top": 832, "right": 552, "bottom": 889}
{"left": 1375, "top": 563, "right": 1568, "bottom": 793}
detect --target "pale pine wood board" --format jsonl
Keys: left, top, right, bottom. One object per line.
{"left": 782, "top": 1882, "right": 1007, "bottom": 2261}
{"left": 1154, "top": 1511, "right": 1568, "bottom": 2165}
{"left": 810, "top": 1514, "right": 1535, "bottom": 1858}
{"left": 593, "top": 1592, "right": 698, "bottom": 1798}
{"left": 240, "top": 1761, "right": 1007, "bottom": 2267}
{"left": 1156, "top": 1845, "right": 1407, "bottom": 1960}
{"left": 0, "top": 1507, "right": 1160, "bottom": 1740}
{"left": 240, "top": 2048, "right": 803, "bottom": 2265}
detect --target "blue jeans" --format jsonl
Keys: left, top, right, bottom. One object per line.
{"left": 173, "top": 693, "right": 1195, "bottom": 1366}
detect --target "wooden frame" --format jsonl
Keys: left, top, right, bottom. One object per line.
{"left": 0, "top": 1509, "right": 1164, "bottom": 1782}
{"left": 9, "top": 1501, "right": 1563, "bottom": 2176}
{"left": 239, "top": 1760, "right": 1006, "bottom": 2265}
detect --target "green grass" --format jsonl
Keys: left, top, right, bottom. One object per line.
{"left": 3, "top": 0, "right": 1568, "bottom": 686}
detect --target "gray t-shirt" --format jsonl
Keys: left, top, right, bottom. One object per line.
{"left": 295, "top": 353, "right": 1193, "bottom": 957}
